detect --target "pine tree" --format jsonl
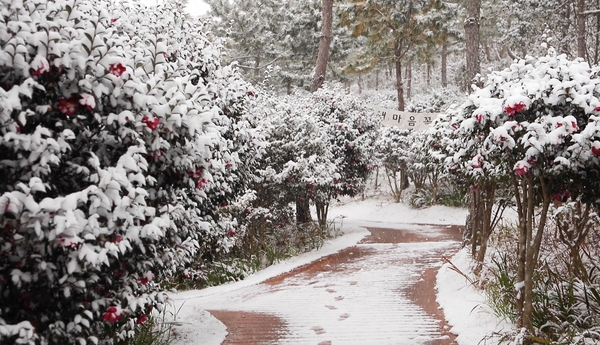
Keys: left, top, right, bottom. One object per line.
{"left": 340, "top": 0, "right": 455, "bottom": 110}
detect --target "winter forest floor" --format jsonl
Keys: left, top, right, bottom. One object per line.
{"left": 170, "top": 196, "right": 512, "bottom": 345}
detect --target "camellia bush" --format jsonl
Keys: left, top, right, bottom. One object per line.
{"left": 255, "top": 85, "right": 379, "bottom": 227}
{"left": 445, "top": 49, "right": 600, "bottom": 341}
{"left": 0, "top": 0, "right": 255, "bottom": 343}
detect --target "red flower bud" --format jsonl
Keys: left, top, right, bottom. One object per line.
{"left": 109, "top": 63, "right": 126, "bottom": 77}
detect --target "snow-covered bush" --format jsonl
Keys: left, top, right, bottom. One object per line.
{"left": 374, "top": 127, "right": 411, "bottom": 203}
{"left": 0, "top": 0, "right": 255, "bottom": 343}
{"left": 447, "top": 49, "right": 600, "bottom": 338}
{"left": 251, "top": 84, "right": 379, "bottom": 227}
{"left": 405, "top": 86, "right": 463, "bottom": 113}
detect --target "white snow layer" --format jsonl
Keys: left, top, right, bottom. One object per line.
{"left": 171, "top": 196, "right": 512, "bottom": 344}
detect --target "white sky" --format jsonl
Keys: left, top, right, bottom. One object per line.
{"left": 138, "top": 0, "right": 210, "bottom": 17}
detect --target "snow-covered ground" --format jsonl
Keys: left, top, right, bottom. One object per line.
{"left": 169, "top": 195, "right": 513, "bottom": 344}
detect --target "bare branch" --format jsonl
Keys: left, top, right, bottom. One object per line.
{"left": 583, "top": 8, "right": 600, "bottom": 15}
{"left": 234, "top": 53, "right": 288, "bottom": 71}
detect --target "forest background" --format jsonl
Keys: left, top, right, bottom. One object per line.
{"left": 3, "top": 1, "right": 600, "bottom": 345}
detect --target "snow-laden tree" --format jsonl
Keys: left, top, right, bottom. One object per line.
{"left": 309, "top": 86, "right": 379, "bottom": 224}
{"left": 205, "top": 0, "right": 323, "bottom": 93}
{"left": 0, "top": 0, "right": 256, "bottom": 343}
{"left": 374, "top": 127, "right": 411, "bottom": 203}
{"left": 339, "top": 0, "right": 457, "bottom": 110}
{"left": 448, "top": 49, "right": 600, "bottom": 334}
{"left": 254, "top": 84, "right": 378, "bottom": 227}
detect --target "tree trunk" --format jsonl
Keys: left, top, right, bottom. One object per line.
{"left": 511, "top": 173, "right": 551, "bottom": 332}
{"left": 375, "top": 69, "right": 380, "bottom": 90}
{"left": 578, "top": 0, "right": 586, "bottom": 59}
{"left": 510, "top": 174, "right": 526, "bottom": 329}
{"left": 441, "top": 42, "right": 448, "bottom": 87}
{"left": 394, "top": 47, "right": 405, "bottom": 111}
{"left": 470, "top": 187, "right": 481, "bottom": 257}
{"left": 595, "top": 0, "right": 600, "bottom": 64}
{"left": 406, "top": 59, "right": 412, "bottom": 100}
{"left": 295, "top": 196, "right": 311, "bottom": 224}
{"left": 474, "top": 182, "right": 496, "bottom": 274}
{"left": 358, "top": 73, "right": 363, "bottom": 94}
{"left": 315, "top": 200, "right": 329, "bottom": 228}
{"left": 426, "top": 62, "right": 431, "bottom": 87}
{"left": 310, "top": 0, "right": 333, "bottom": 92}
{"left": 254, "top": 53, "right": 260, "bottom": 79}
{"left": 464, "top": 0, "right": 481, "bottom": 91}
{"left": 386, "top": 168, "right": 400, "bottom": 203}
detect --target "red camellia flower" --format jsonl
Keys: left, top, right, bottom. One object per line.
{"left": 32, "top": 61, "right": 50, "bottom": 76}
{"left": 504, "top": 102, "right": 527, "bottom": 116}
{"left": 188, "top": 168, "right": 203, "bottom": 179}
{"left": 110, "top": 18, "right": 118, "bottom": 24}
{"left": 102, "top": 307, "right": 122, "bottom": 323}
{"left": 58, "top": 97, "right": 79, "bottom": 116}
{"left": 142, "top": 116, "right": 160, "bottom": 130}
{"left": 471, "top": 155, "right": 483, "bottom": 169}
{"left": 140, "top": 277, "right": 149, "bottom": 285}
{"left": 109, "top": 63, "right": 126, "bottom": 77}
{"left": 553, "top": 190, "right": 571, "bottom": 203}
{"left": 137, "top": 314, "right": 148, "bottom": 325}
{"left": 196, "top": 179, "right": 209, "bottom": 189}
{"left": 514, "top": 162, "right": 529, "bottom": 176}
{"left": 228, "top": 230, "right": 236, "bottom": 237}
{"left": 475, "top": 113, "right": 483, "bottom": 123}
{"left": 592, "top": 142, "right": 600, "bottom": 156}
{"left": 595, "top": 106, "right": 600, "bottom": 112}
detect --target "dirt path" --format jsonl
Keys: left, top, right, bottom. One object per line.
{"left": 208, "top": 224, "right": 462, "bottom": 345}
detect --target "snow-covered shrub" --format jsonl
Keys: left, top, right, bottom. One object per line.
{"left": 405, "top": 86, "right": 463, "bottom": 113}
{"left": 448, "top": 49, "right": 600, "bottom": 337}
{"left": 309, "top": 85, "right": 380, "bottom": 201}
{"left": 374, "top": 127, "right": 411, "bottom": 202}
{"left": 248, "top": 84, "right": 379, "bottom": 228}
{"left": 0, "top": 0, "right": 255, "bottom": 343}
{"left": 360, "top": 88, "right": 397, "bottom": 110}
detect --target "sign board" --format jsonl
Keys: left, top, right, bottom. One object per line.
{"left": 370, "top": 105, "right": 439, "bottom": 131}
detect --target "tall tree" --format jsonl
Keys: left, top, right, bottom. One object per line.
{"left": 340, "top": 0, "right": 454, "bottom": 110}
{"left": 578, "top": 0, "right": 587, "bottom": 58}
{"left": 464, "top": 0, "right": 481, "bottom": 91}
{"left": 204, "top": 0, "right": 321, "bottom": 92}
{"left": 311, "top": 0, "right": 334, "bottom": 92}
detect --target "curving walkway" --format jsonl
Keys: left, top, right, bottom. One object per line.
{"left": 174, "top": 224, "right": 463, "bottom": 345}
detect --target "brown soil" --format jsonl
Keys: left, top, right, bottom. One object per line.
{"left": 361, "top": 225, "right": 463, "bottom": 244}
{"left": 208, "top": 310, "right": 287, "bottom": 345}
{"left": 361, "top": 225, "right": 461, "bottom": 345}
{"left": 262, "top": 246, "right": 376, "bottom": 286}
{"left": 406, "top": 266, "right": 459, "bottom": 345}
{"left": 209, "top": 225, "right": 464, "bottom": 345}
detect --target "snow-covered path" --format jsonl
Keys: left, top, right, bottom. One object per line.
{"left": 172, "top": 222, "right": 462, "bottom": 345}
{"left": 169, "top": 198, "right": 513, "bottom": 345}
